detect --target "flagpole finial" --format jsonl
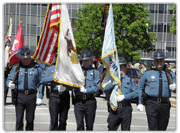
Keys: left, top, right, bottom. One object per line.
{"left": 11, "top": 13, "right": 13, "bottom": 18}
{"left": 20, "top": 16, "right": 23, "bottom": 23}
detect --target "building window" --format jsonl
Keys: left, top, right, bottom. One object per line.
{"left": 149, "top": 4, "right": 155, "bottom": 13}
{"left": 158, "top": 23, "right": 163, "bottom": 32}
{"left": 164, "top": 24, "right": 171, "bottom": 33}
{"left": 167, "top": 4, "right": 174, "bottom": 14}
{"left": 159, "top": 4, "right": 165, "bottom": 13}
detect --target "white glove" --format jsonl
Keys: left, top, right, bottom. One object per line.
{"left": 117, "top": 95, "right": 125, "bottom": 102}
{"left": 169, "top": 83, "right": 176, "bottom": 91}
{"left": 36, "top": 98, "right": 42, "bottom": 105}
{"left": 9, "top": 81, "right": 15, "bottom": 89}
{"left": 80, "top": 86, "right": 87, "bottom": 93}
{"left": 137, "top": 104, "right": 144, "bottom": 112}
{"left": 57, "top": 85, "right": 66, "bottom": 92}
{"left": 113, "top": 80, "right": 118, "bottom": 85}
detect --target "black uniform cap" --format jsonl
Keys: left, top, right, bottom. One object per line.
{"left": 16, "top": 47, "right": 34, "bottom": 59}
{"left": 79, "top": 50, "right": 95, "bottom": 61}
{"left": 119, "top": 57, "right": 127, "bottom": 65}
{"left": 153, "top": 49, "right": 166, "bottom": 59}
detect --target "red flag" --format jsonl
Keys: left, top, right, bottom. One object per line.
{"left": 8, "top": 22, "right": 23, "bottom": 68}
{"left": 32, "top": 4, "right": 60, "bottom": 65}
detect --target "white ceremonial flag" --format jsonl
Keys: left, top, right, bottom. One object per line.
{"left": 4, "top": 16, "right": 13, "bottom": 69}
{"left": 53, "top": 3, "right": 85, "bottom": 87}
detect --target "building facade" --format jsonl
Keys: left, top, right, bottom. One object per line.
{"left": 4, "top": 3, "right": 84, "bottom": 52}
{"left": 4, "top": 3, "right": 176, "bottom": 64}
{"left": 139, "top": 4, "right": 176, "bottom": 64}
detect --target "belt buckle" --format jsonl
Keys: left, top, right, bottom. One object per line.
{"left": 118, "top": 103, "right": 122, "bottom": 108}
{"left": 157, "top": 98, "right": 161, "bottom": 103}
{"left": 83, "top": 95, "right": 86, "bottom": 100}
{"left": 25, "top": 90, "right": 29, "bottom": 95}
{"left": 59, "top": 92, "right": 62, "bottom": 95}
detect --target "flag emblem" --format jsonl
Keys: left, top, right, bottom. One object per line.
{"left": 70, "top": 53, "right": 79, "bottom": 64}
{"left": 65, "top": 29, "right": 79, "bottom": 64}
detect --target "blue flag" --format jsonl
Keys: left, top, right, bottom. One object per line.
{"left": 101, "top": 4, "right": 121, "bottom": 111}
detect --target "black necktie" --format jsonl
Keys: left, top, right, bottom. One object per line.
{"left": 158, "top": 71, "right": 162, "bottom": 98}
{"left": 24, "top": 68, "right": 28, "bottom": 90}
{"left": 84, "top": 70, "right": 87, "bottom": 88}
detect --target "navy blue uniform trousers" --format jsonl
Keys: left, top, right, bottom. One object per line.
{"left": 15, "top": 93, "right": 36, "bottom": 131}
{"left": 108, "top": 105, "right": 132, "bottom": 131}
{"left": 74, "top": 98, "right": 97, "bottom": 131}
{"left": 145, "top": 99, "right": 171, "bottom": 130}
{"left": 49, "top": 91, "right": 70, "bottom": 130}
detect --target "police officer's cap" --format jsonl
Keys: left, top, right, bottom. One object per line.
{"left": 140, "top": 62, "right": 146, "bottom": 66}
{"left": 119, "top": 57, "right": 127, "bottom": 65}
{"left": 79, "top": 50, "right": 95, "bottom": 61}
{"left": 16, "top": 47, "right": 34, "bottom": 59}
{"left": 153, "top": 49, "right": 166, "bottom": 60}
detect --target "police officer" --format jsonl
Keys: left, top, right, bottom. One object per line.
{"left": 140, "top": 62, "right": 147, "bottom": 74}
{"left": 36, "top": 62, "right": 49, "bottom": 105}
{"left": 6, "top": 47, "right": 43, "bottom": 130}
{"left": 4, "top": 63, "right": 12, "bottom": 105}
{"left": 73, "top": 50, "right": 100, "bottom": 131}
{"left": 137, "top": 50, "right": 176, "bottom": 130}
{"left": 94, "top": 59, "right": 106, "bottom": 97}
{"left": 103, "top": 57, "right": 138, "bottom": 131}
{"left": 38, "top": 49, "right": 70, "bottom": 130}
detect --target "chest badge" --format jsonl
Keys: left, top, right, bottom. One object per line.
{"left": 151, "top": 75, "right": 155, "bottom": 79}
{"left": 90, "top": 72, "right": 93, "bottom": 76}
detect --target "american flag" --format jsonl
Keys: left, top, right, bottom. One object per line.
{"left": 32, "top": 4, "right": 61, "bottom": 65}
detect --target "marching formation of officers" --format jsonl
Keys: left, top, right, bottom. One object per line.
{"left": 5, "top": 46, "right": 176, "bottom": 131}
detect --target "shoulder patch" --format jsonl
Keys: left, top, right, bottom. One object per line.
{"left": 135, "top": 83, "right": 138, "bottom": 86}
{"left": 43, "top": 65, "right": 49, "bottom": 73}
{"left": 43, "top": 70, "right": 47, "bottom": 73}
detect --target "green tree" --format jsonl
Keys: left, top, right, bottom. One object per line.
{"left": 73, "top": 4, "right": 157, "bottom": 63}
{"left": 170, "top": 5, "right": 176, "bottom": 35}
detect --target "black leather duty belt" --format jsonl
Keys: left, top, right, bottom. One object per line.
{"left": 76, "top": 94, "right": 94, "bottom": 100}
{"left": 51, "top": 90, "right": 68, "bottom": 95}
{"left": 118, "top": 101, "right": 131, "bottom": 108}
{"left": 18, "top": 89, "right": 37, "bottom": 95}
{"left": 147, "top": 96, "right": 169, "bottom": 103}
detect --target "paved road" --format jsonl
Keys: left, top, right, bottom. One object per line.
{"left": 4, "top": 91, "right": 176, "bottom": 131}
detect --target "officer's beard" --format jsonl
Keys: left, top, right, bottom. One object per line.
{"left": 83, "top": 63, "right": 93, "bottom": 70}
{"left": 19, "top": 59, "right": 35, "bottom": 68}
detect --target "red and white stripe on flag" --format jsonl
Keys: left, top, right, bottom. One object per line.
{"left": 32, "top": 4, "right": 60, "bottom": 65}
